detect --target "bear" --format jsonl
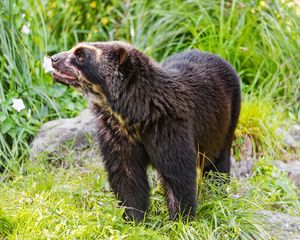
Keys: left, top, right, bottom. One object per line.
{"left": 51, "top": 41, "right": 241, "bottom": 222}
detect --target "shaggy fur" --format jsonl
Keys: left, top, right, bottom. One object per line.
{"left": 51, "top": 41, "right": 241, "bottom": 221}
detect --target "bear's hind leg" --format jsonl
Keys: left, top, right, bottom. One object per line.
{"left": 159, "top": 169, "right": 197, "bottom": 221}
{"left": 213, "top": 143, "right": 231, "bottom": 174}
{"left": 202, "top": 143, "right": 231, "bottom": 185}
{"left": 145, "top": 124, "right": 197, "bottom": 221}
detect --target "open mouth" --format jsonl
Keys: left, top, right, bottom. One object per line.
{"left": 52, "top": 69, "right": 78, "bottom": 86}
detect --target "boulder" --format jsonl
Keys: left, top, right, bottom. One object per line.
{"left": 231, "top": 134, "right": 255, "bottom": 178}
{"left": 30, "top": 109, "right": 101, "bottom": 166}
{"left": 30, "top": 109, "right": 300, "bottom": 181}
{"left": 259, "top": 210, "right": 300, "bottom": 239}
{"left": 275, "top": 160, "right": 300, "bottom": 189}
{"left": 290, "top": 124, "right": 300, "bottom": 142}
{"left": 276, "top": 124, "right": 300, "bottom": 149}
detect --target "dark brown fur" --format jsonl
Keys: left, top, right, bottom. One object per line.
{"left": 51, "top": 41, "right": 241, "bottom": 221}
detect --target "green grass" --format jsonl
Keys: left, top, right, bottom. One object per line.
{"left": 1, "top": 0, "right": 299, "bottom": 165}
{"left": 234, "top": 98, "right": 286, "bottom": 159}
{"left": 1, "top": 159, "right": 298, "bottom": 239}
{"left": 0, "top": 0, "right": 300, "bottom": 238}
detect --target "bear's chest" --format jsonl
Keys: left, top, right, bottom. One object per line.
{"left": 91, "top": 101, "right": 141, "bottom": 143}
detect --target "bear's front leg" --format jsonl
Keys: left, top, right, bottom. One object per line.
{"left": 144, "top": 121, "right": 197, "bottom": 220}
{"left": 104, "top": 142, "right": 150, "bottom": 222}
{"left": 93, "top": 106, "right": 150, "bottom": 222}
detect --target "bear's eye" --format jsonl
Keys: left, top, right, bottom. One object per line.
{"left": 75, "top": 50, "right": 86, "bottom": 62}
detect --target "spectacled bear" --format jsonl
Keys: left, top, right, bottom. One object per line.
{"left": 51, "top": 41, "right": 241, "bottom": 222}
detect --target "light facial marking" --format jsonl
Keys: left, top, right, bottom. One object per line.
{"left": 91, "top": 84, "right": 103, "bottom": 95}
{"left": 72, "top": 43, "right": 102, "bottom": 59}
{"left": 65, "top": 42, "right": 140, "bottom": 142}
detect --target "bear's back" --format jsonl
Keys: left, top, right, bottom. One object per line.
{"left": 161, "top": 49, "right": 240, "bottom": 101}
{"left": 162, "top": 49, "right": 208, "bottom": 68}
{"left": 161, "top": 49, "right": 241, "bottom": 161}
{"left": 162, "top": 50, "right": 235, "bottom": 80}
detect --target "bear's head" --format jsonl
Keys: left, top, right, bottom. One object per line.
{"left": 51, "top": 41, "right": 132, "bottom": 103}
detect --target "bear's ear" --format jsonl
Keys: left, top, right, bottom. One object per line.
{"left": 118, "top": 47, "right": 127, "bottom": 65}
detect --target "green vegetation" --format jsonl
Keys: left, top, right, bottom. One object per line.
{"left": 0, "top": 0, "right": 299, "bottom": 239}
{"left": 0, "top": 161, "right": 299, "bottom": 239}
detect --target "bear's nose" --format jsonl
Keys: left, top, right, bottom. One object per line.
{"left": 51, "top": 52, "right": 68, "bottom": 68}
{"left": 51, "top": 53, "right": 61, "bottom": 63}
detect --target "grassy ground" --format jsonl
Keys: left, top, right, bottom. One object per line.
{"left": 0, "top": 159, "right": 299, "bottom": 239}
{"left": 0, "top": 0, "right": 300, "bottom": 239}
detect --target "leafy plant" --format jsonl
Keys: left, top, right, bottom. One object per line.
{"left": 0, "top": 0, "right": 86, "bottom": 169}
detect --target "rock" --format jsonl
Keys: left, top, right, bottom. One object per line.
{"left": 231, "top": 135, "right": 255, "bottom": 178}
{"left": 30, "top": 109, "right": 101, "bottom": 166}
{"left": 290, "top": 125, "right": 300, "bottom": 142}
{"left": 276, "top": 128, "right": 298, "bottom": 149}
{"left": 231, "top": 157, "right": 255, "bottom": 178}
{"left": 259, "top": 210, "right": 300, "bottom": 239}
{"left": 275, "top": 160, "right": 300, "bottom": 189}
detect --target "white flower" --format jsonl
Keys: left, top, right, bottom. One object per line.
{"left": 12, "top": 98, "right": 25, "bottom": 112}
{"left": 42, "top": 56, "right": 54, "bottom": 73}
{"left": 21, "top": 24, "right": 30, "bottom": 34}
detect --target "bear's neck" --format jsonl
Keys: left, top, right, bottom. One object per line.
{"left": 109, "top": 55, "right": 179, "bottom": 128}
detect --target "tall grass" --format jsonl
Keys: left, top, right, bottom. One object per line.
{"left": 0, "top": 0, "right": 85, "bottom": 168}
{"left": 45, "top": 0, "right": 300, "bottom": 117}
{"left": 0, "top": 0, "right": 50, "bottom": 167}
{"left": 0, "top": 0, "right": 299, "bottom": 169}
